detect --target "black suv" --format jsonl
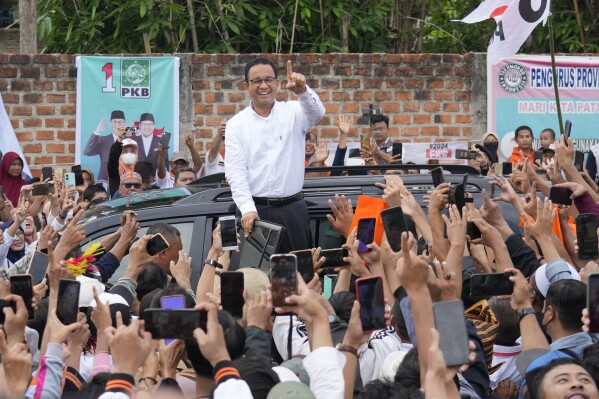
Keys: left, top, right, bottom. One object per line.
{"left": 81, "top": 168, "right": 521, "bottom": 288}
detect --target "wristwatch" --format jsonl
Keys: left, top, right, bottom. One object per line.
{"left": 336, "top": 343, "right": 360, "bottom": 358}
{"left": 518, "top": 307, "right": 535, "bottom": 321}
{"left": 204, "top": 259, "right": 223, "bottom": 269}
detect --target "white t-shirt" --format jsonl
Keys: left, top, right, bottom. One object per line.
{"left": 155, "top": 171, "right": 174, "bottom": 189}
{"left": 205, "top": 151, "right": 225, "bottom": 176}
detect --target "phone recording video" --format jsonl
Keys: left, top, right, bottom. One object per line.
{"left": 160, "top": 132, "right": 172, "bottom": 149}
{"left": 355, "top": 276, "right": 386, "bottom": 332}
{"left": 292, "top": 250, "right": 314, "bottom": 283}
{"left": 220, "top": 272, "right": 245, "bottom": 318}
{"left": 42, "top": 167, "right": 53, "bottom": 182}
{"left": 10, "top": 275, "right": 34, "bottom": 319}
{"left": 380, "top": 206, "right": 408, "bottom": 252}
{"left": 433, "top": 300, "right": 469, "bottom": 366}
{"left": 357, "top": 218, "right": 376, "bottom": 253}
{"left": 0, "top": 299, "right": 16, "bottom": 324}
{"left": 71, "top": 165, "right": 82, "bottom": 174}
{"left": 576, "top": 214, "right": 599, "bottom": 261}
{"left": 467, "top": 221, "right": 481, "bottom": 240}
{"left": 431, "top": 167, "right": 445, "bottom": 188}
{"left": 219, "top": 216, "right": 238, "bottom": 251}
{"left": 32, "top": 183, "right": 55, "bottom": 196}
{"left": 564, "top": 120, "right": 572, "bottom": 146}
{"left": 502, "top": 162, "right": 513, "bottom": 176}
{"left": 143, "top": 309, "right": 207, "bottom": 339}
{"left": 160, "top": 295, "right": 186, "bottom": 344}
{"left": 146, "top": 233, "right": 170, "bottom": 256}
{"left": 270, "top": 254, "right": 298, "bottom": 308}
{"left": 455, "top": 149, "right": 477, "bottom": 160}
{"left": 469, "top": 272, "right": 514, "bottom": 297}
{"left": 57, "top": 279, "right": 81, "bottom": 325}
{"left": 392, "top": 143, "right": 403, "bottom": 158}
{"left": 549, "top": 186, "right": 573, "bottom": 206}
{"left": 28, "top": 251, "right": 50, "bottom": 285}
{"left": 574, "top": 151, "right": 584, "bottom": 172}
{"left": 588, "top": 273, "right": 599, "bottom": 333}
{"left": 64, "top": 172, "right": 76, "bottom": 189}
{"left": 321, "top": 248, "right": 349, "bottom": 269}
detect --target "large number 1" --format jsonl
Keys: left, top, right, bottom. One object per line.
{"left": 102, "top": 63, "right": 116, "bottom": 93}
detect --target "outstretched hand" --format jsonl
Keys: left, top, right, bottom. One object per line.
{"left": 286, "top": 61, "right": 307, "bottom": 95}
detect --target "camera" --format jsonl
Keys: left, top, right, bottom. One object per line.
{"left": 359, "top": 104, "right": 382, "bottom": 124}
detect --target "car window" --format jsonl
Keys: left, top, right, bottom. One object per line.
{"left": 82, "top": 222, "right": 195, "bottom": 285}
{"left": 310, "top": 217, "right": 345, "bottom": 250}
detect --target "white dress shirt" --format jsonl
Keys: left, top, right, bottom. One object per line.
{"left": 225, "top": 86, "right": 325, "bottom": 216}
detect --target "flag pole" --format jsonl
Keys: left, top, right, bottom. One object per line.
{"left": 548, "top": 14, "right": 564, "bottom": 135}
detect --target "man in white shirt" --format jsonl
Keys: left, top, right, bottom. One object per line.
{"left": 205, "top": 122, "right": 226, "bottom": 176}
{"left": 225, "top": 58, "right": 325, "bottom": 252}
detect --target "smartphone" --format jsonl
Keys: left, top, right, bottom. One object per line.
{"left": 31, "top": 183, "right": 55, "bottom": 196}
{"left": 42, "top": 167, "right": 53, "bottom": 182}
{"left": 576, "top": 214, "right": 599, "bottom": 261}
{"left": 270, "top": 254, "right": 298, "bottom": 308}
{"left": 64, "top": 172, "right": 76, "bottom": 189}
{"left": 10, "top": 274, "right": 34, "bottom": 319}
{"left": 125, "top": 126, "right": 136, "bottom": 137}
{"left": 321, "top": 248, "right": 349, "bottom": 269}
{"left": 431, "top": 167, "right": 445, "bottom": 188}
{"left": 494, "top": 163, "right": 503, "bottom": 176}
{"left": 360, "top": 134, "right": 371, "bottom": 148}
{"left": 28, "top": 251, "right": 49, "bottom": 285}
{"left": 54, "top": 168, "right": 63, "bottom": 182}
{"left": 357, "top": 217, "right": 376, "bottom": 253}
{"left": 467, "top": 221, "right": 482, "bottom": 240}
{"left": 220, "top": 272, "right": 245, "bottom": 318}
{"left": 74, "top": 171, "right": 84, "bottom": 186}
{"left": 455, "top": 149, "right": 477, "bottom": 160}
{"left": 160, "top": 132, "right": 172, "bottom": 149}
{"left": 292, "top": 249, "right": 314, "bottom": 283}
{"left": 143, "top": 309, "right": 207, "bottom": 339}
{"left": 146, "top": 233, "right": 170, "bottom": 256}
{"left": 502, "top": 162, "right": 513, "bottom": 175}
{"left": 219, "top": 216, "right": 238, "bottom": 251}
{"left": 392, "top": 143, "right": 403, "bottom": 157}
{"left": 160, "top": 295, "right": 186, "bottom": 344}
{"left": 57, "top": 279, "right": 81, "bottom": 325}
{"left": 433, "top": 300, "right": 469, "bottom": 367}
{"left": 381, "top": 206, "right": 408, "bottom": 252}
{"left": 549, "top": 186, "right": 573, "bottom": 206}
{"left": 355, "top": 276, "right": 386, "bottom": 332}
{"left": 0, "top": 299, "right": 16, "bottom": 324}
{"left": 564, "top": 120, "right": 572, "bottom": 146}
{"left": 0, "top": 185, "right": 4, "bottom": 199}
{"left": 574, "top": 151, "right": 584, "bottom": 172}
{"left": 469, "top": 273, "right": 514, "bottom": 296}
{"left": 323, "top": 275, "right": 337, "bottom": 300}
{"left": 587, "top": 273, "right": 599, "bottom": 333}
{"left": 71, "top": 165, "right": 82, "bottom": 174}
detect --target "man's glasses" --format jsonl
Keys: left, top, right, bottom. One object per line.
{"left": 246, "top": 77, "right": 277, "bottom": 87}
{"left": 122, "top": 182, "right": 142, "bottom": 189}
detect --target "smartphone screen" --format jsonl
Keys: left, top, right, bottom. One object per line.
{"left": 355, "top": 276, "right": 386, "bottom": 332}
{"left": 574, "top": 151, "right": 584, "bottom": 172}
{"left": 270, "top": 254, "right": 298, "bottom": 308}
{"left": 143, "top": 309, "right": 207, "bottom": 339}
{"left": 28, "top": 251, "right": 49, "bottom": 285}
{"left": 392, "top": 143, "right": 403, "bottom": 157}
{"left": 71, "top": 165, "right": 82, "bottom": 174}
{"left": 381, "top": 206, "right": 408, "bottom": 252}
{"left": 57, "top": 279, "right": 81, "bottom": 325}
{"left": 321, "top": 248, "right": 349, "bottom": 269}
{"left": 360, "top": 134, "right": 370, "bottom": 148}
{"left": 161, "top": 295, "right": 185, "bottom": 310}
{"left": 433, "top": 300, "right": 469, "bottom": 366}
{"left": 564, "top": 120, "right": 572, "bottom": 145}
{"left": 10, "top": 275, "right": 34, "bottom": 319}
{"left": 42, "top": 167, "right": 53, "bottom": 182}
{"left": 357, "top": 218, "right": 376, "bottom": 253}
{"left": 502, "top": 162, "right": 513, "bottom": 175}
{"left": 549, "top": 187, "right": 573, "bottom": 206}
{"left": 160, "top": 132, "right": 172, "bottom": 148}
{"left": 292, "top": 250, "right": 314, "bottom": 283}
{"left": 0, "top": 185, "right": 4, "bottom": 199}
{"left": 534, "top": 151, "right": 543, "bottom": 163}
{"left": 32, "top": 183, "right": 55, "bottom": 196}
{"left": 469, "top": 273, "right": 514, "bottom": 296}
{"left": 0, "top": 299, "right": 16, "bottom": 324}
{"left": 74, "top": 171, "right": 84, "bottom": 186}
{"left": 431, "top": 167, "right": 445, "bottom": 188}
{"left": 220, "top": 272, "right": 245, "bottom": 318}
{"left": 576, "top": 214, "right": 599, "bottom": 261}
{"left": 147, "top": 233, "right": 170, "bottom": 256}
{"left": 494, "top": 163, "right": 503, "bottom": 176}
{"left": 64, "top": 172, "right": 76, "bottom": 189}
{"left": 219, "top": 216, "right": 238, "bottom": 251}
{"left": 405, "top": 215, "right": 417, "bottom": 237}
{"left": 467, "top": 221, "right": 481, "bottom": 240}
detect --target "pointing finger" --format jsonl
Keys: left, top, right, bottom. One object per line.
{"left": 287, "top": 60, "right": 293, "bottom": 81}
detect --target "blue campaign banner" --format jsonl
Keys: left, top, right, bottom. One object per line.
{"left": 488, "top": 55, "right": 599, "bottom": 159}
{"left": 75, "top": 56, "right": 179, "bottom": 184}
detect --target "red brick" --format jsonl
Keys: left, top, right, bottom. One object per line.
{"left": 395, "top": 92, "right": 412, "bottom": 101}
{"left": 333, "top": 92, "right": 351, "bottom": 101}
{"left": 23, "top": 93, "right": 42, "bottom": 103}
{"left": 55, "top": 155, "right": 75, "bottom": 164}
{"left": 443, "top": 127, "right": 460, "bottom": 136}
{"left": 462, "top": 127, "right": 472, "bottom": 136}
{"left": 324, "top": 103, "right": 339, "bottom": 113}
{"left": 34, "top": 81, "right": 54, "bottom": 91}
{"left": 342, "top": 79, "right": 360, "bottom": 89}
{"left": 16, "top": 132, "right": 33, "bottom": 141}
{"left": 207, "top": 66, "right": 225, "bottom": 76}
{"left": 406, "top": 79, "right": 424, "bottom": 89}
{"left": 36, "top": 131, "right": 55, "bottom": 140}
{"left": 33, "top": 54, "right": 56, "bottom": 64}
{"left": 334, "top": 66, "right": 351, "bottom": 76}
{"left": 2, "top": 94, "right": 19, "bottom": 103}
{"left": 403, "top": 54, "right": 422, "bottom": 63}
{"left": 374, "top": 91, "right": 392, "bottom": 101}
{"left": 455, "top": 67, "right": 471, "bottom": 77}
{"left": 0, "top": 82, "right": 6, "bottom": 91}
{"left": 426, "top": 78, "right": 444, "bottom": 89}
{"left": 58, "top": 54, "right": 74, "bottom": 63}
{"left": 352, "top": 91, "right": 371, "bottom": 101}
{"left": 384, "top": 54, "right": 402, "bottom": 64}
{"left": 300, "top": 54, "right": 319, "bottom": 63}
{"left": 227, "top": 93, "right": 245, "bottom": 102}
{"left": 321, "top": 79, "right": 339, "bottom": 89}
{"left": 434, "top": 91, "right": 453, "bottom": 101}
{"left": 394, "top": 115, "right": 411, "bottom": 124}
{"left": 205, "top": 92, "right": 223, "bottom": 103}
{"left": 192, "top": 80, "right": 211, "bottom": 90}
{"left": 46, "top": 143, "right": 64, "bottom": 153}
{"left": 9, "top": 55, "right": 30, "bottom": 64}
{"left": 11, "top": 80, "right": 31, "bottom": 90}
{"left": 68, "top": 144, "right": 75, "bottom": 153}
{"left": 342, "top": 103, "right": 359, "bottom": 113}
{"left": 34, "top": 156, "right": 53, "bottom": 164}
{"left": 445, "top": 79, "right": 464, "bottom": 89}
{"left": 13, "top": 106, "right": 32, "bottom": 116}
{"left": 422, "top": 126, "right": 439, "bottom": 136}
{"left": 443, "top": 103, "right": 460, "bottom": 112}
{"left": 56, "top": 81, "right": 76, "bottom": 91}
{"left": 403, "top": 102, "right": 419, "bottom": 112}
{"left": 402, "top": 127, "right": 419, "bottom": 136}
{"left": 194, "top": 117, "right": 204, "bottom": 126}
{"left": 413, "top": 114, "right": 431, "bottom": 124}
{"left": 216, "top": 104, "right": 236, "bottom": 115}
{"left": 45, "top": 68, "right": 65, "bottom": 78}
{"left": 456, "top": 91, "right": 471, "bottom": 101}
{"left": 23, "top": 118, "right": 42, "bottom": 128}
{"left": 381, "top": 103, "right": 400, "bottom": 113}
{"left": 363, "top": 79, "right": 380, "bottom": 89}
{"left": 320, "top": 128, "right": 338, "bottom": 138}
{"left": 0, "top": 54, "right": 8, "bottom": 64}
{"left": 192, "top": 54, "right": 211, "bottom": 63}
{"left": 423, "top": 102, "right": 440, "bottom": 112}
{"left": 58, "top": 131, "right": 76, "bottom": 140}
{"left": 340, "top": 54, "right": 359, "bottom": 63}
{"left": 24, "top": 143, "right": 42, "bottom": 153}
{"left": 47, "top": 94, "right": 66, "bottom": 103}
{"left": 456, "top": 115, "right": 471, "bottom": 124}
{"left": 205, "top": 117, "right": 222, "bottom": 126}
{"left": 195, "top": 104, "right": 214, "bottom": 114}
{"left": 195, "top": 128, "right": 213, "bottom": 138}
{"left": 45, "top": 118, "right": 64, "bottom": 128}
{"left": 10, "top": 120, "right": 18, "bottom": 129}
{"left": 434, "top": 115, "right": 452, "bottom": 124}
{"left": 60, "top": 105, "right": 76, "bottom": 115}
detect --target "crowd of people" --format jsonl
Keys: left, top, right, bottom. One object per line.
{"left": 0, "top": 56, "right": 599, "bottom": 399}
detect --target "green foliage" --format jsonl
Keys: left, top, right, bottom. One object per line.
{"left": 37, "top": 0, "right": 599, "bottom": 54}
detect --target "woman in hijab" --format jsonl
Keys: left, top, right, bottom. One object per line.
{"left": 6, "top": 227, "right": 27, "bottom": 269}
{"left": 0, "top": 152, "right": 26, "bottom": 206}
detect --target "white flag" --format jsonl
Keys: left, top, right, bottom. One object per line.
{"left": 487, "top": 0, "right": 551, "bottom": 64}
{"left": 458, "top": 0, "right": 512, "bottom": 23}
{"left": 0, "top": 92, "right": 32, "bottom": 178}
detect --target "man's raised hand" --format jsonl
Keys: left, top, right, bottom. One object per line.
{"left": 286, "top": 60, "right": 307, "bottom": 95}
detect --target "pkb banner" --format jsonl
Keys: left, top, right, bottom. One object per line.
{"left": 488, "top": 55, "right": 599, "bottom": 160}
{"left": 75, "top": 56, "right": 179, "bottom": 184}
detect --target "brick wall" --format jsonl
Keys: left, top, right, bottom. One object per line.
{"left": 0, "top": 53, "right": 486, "bottom": 176}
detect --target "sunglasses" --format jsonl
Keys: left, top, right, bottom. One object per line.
{"left": 122, "top": 182, "right": 142, "bottom": 189}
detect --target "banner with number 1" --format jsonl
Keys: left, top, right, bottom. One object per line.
{"left": 75, "top": 56, "right": 179, "bottom": 183}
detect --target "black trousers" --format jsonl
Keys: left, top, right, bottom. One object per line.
{"left": 240, "top": 198, "right": 312, "bottom": 253}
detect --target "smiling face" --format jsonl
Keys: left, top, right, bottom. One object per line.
{"left": 22, "top": 215, "right": 35, "bottom": 236}
{"left": 10, "top": 230, "right": 25, "bottom": 251}
{"left": 245, "top": 63, "right": 279, "bottom": 112}
{"left": 110, "top": 118, "right": 126, "bottom": 135}
{"left": 140, "top": 121, "right": 154, "bottom": 137}
{"left": 305, "top": 133, "right": 317, "bottom": 158}
{"left": 539, "top": 363, "right": 599, "bottom": 399}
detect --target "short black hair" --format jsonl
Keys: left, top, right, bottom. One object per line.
{"left": 583, "top": 342, "right": 599, "bottom": 387}
{"left": 328, "top": 291, "right": 355, "bottom": 324}
{"left": 394, "top": 348, "right": 421, "bottom": 390}
{"left": 528, "top": 357, "right": 583, "bottom": 399}
{"left": 135, "top": 263, "right": 168, "bottom": 301}
{"left": 134, "top": 161, "right": 154, "bottom": 181}
{"left": 244, "top": 57, "right": 278, "bottom": 81}
{"left": 489, "top": 296, "right": 520, "bottom": 346}
{"left": 175, "top": 167, "right": 195, "bottom": 183}
{"left": 359, "top": 378, "right": 424, "bottom": 399}
{"left": 147, "top": 222, "right": 181, "bottom": 245}
{"left": 83, "top": 185, "right": 107, "bottom": 202}
{"left": 370, "top": 114, "right": 390, "bottom": 128}
{"left": 515, "top": 125, "right": 534, "bottom": 139}
{"left": 149, "top": 283, "right": 195, "bottom": 309}
{"left": 541, "top": 128, "right": 556, "bottom": 139}
{"left": 545, "top": 279, "right": 586, "bottom": 331}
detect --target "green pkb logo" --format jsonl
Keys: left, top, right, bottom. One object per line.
{"left": 121, "top": 59, "right": 151, "bottom": 98}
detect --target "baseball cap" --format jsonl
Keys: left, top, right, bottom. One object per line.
{"left": 267, "top": 381, "right": 315, "bottom": 399}
{"left": 171, "top": 151, "right": 189, "bottom": 163}
{"left": 122, "top": 138, "right": 138, "bottom": 147}
{"left": 120, "top": 171, "right": 142, "bottom": 182}
{"left": 534, "top": 260, "right": 581, "bottom": 297}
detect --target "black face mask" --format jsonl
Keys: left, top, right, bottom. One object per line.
{"left": 484, "top": 142, "right": 499, "bottom": 153}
